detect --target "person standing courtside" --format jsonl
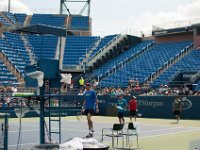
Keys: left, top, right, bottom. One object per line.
{"left": 79, "top": 77, "right": 84, "bottom": 90}
{"left": 116, "top": 94, "right": 128, "bottom": 124}
{"left": 129, "top": 96, "right": 138, "bottom": 122}
{"left": 172, "top": 96, "right": 182, "bottom": 124}
{"left": 82, "top": 83, "right": 99, "bottom": 138}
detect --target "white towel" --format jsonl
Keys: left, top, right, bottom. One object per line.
{"left": 59, "top": 138, "right": 98, "bottom": 150}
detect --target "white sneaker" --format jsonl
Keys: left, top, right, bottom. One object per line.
{"left": 90, "top": 129, "right": 95, "bottom": 133}
{"left": 86, "top": 133, "right": 93, "bottom": 138}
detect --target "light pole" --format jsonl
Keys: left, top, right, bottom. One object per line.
{"left": 8, "top": 0, "right": 11, "bottom": 12}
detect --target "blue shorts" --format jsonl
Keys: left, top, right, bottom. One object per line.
{"left": 118, "top": 112, "right": 125, "bottom": 118}
{"left": 84, "top": 108, "right": 95, "bottom": 116}
{"left": 173, "top": 110, "right": 180, "bottom": 116}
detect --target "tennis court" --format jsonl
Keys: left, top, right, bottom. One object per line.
{"left": 8, "top": 116, "right": 200, "bottom": 150}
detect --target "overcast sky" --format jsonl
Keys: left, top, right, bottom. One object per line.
{"left": 0, "top": 0, "right": 200, "bottom": 36}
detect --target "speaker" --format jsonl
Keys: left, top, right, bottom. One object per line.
{"left": 37, "top": 59, "right": 59, "bottom": 78}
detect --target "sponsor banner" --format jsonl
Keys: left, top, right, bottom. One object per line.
{"left": 100, "top": 95, "right": 200, "bottom": 119}
{"left": 0, "top": 95, "right": 199, "bottom": 119}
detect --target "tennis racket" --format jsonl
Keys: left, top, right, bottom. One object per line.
{"left": 76, "top": 112, "right": 83, "bottom": 121}
{"left": 117, "top": 106, "right": 123, "bottom": 110}
{"left": 137, "top": 112, "right": 143, "bottom": 117}
{"left": 117, "top": 106, "right": 128, "bottom": 111}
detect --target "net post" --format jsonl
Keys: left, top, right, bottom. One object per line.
{"left": 4, "top": 114, "right": 8, "bottom": 150}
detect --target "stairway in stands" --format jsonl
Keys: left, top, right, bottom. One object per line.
{"left": 0, "top": 52, "right": 24, "bottom": 85}
{"left": 87, "top": 34, "right": 129, "bottom": 68}
{"left": 21, "top": 35, "right": 36, "bottom": 64}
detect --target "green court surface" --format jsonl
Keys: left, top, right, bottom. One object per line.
{"left": 9, "top": 116, "right": 200, "bottom": 150}
{"left": 65, "top": 116, "right": 200, "bottom": 150}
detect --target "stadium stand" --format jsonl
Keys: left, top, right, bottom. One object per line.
{"left": 0, "top": 12, "right": 26, "bottom": 27}
{"left": 0, "top": 37, "right": 26, "bottom": 76}
{"left": 0, "top": 15, "right": 10, "bottom": 27}
{"left": 3, "top": 32, "right": 31, "bottom": 64}
{"left": 196, "top": 81, "right": 200, "bottom": 91}
{"left": 30, "top": 14, "right": 65, "bottom": 27}
{"left": 2, "top": 12, "right": 16, "bottom": 24}
{"left": 0, "top": 10, "right": 199, "bottom": 93}
{"left": 99, "top": 41, "right": 192, "bottom": 88}
{"left": 87, "top": 34, "right": 137, "bottom": 69}
{"left": 92, "top": 40, "right": 154, "bottom": 78}
{"left": 152, "top": 49, "right": 200, "bottom": 87}
{"left": 89, "top": 34, "right": 119, "bottom": 60}
{"left": 14, "top": 13, "right": 27, "bottom": 26}
{"left": 0, "top": 59, "right": 18, "bottom": 85}
{"left": 26, "top": 34, "right": 58, "bottom": 60}
{"left": 71, "top": 16, "right": 89, "bottom": 30}
{"left": 63, "top": 36, "right": 100, "bottom": 66}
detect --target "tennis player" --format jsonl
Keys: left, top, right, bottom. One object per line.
{"left": 129, "top": 96, "right": 138, "bottom": 122}
{"left": 82, "top": 83, "right": 99, "bottom": 138}
{"left": 116, "top": 94, "right": 128, "bottom": 124}
{"left": 172, "top": 96, "right": 182, "bottom": 123}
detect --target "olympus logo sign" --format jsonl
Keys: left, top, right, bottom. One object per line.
{"left": 183, "top": 74, "right": 196, "bottom": 78}
{"left": 181, "top": 97, "right": 192, "bottom": 110}
{"left": 138, "top": 100, "right": 164, "bottom": 108}
{"left": 153, "top": 31, "right": 168, "bottom": 35}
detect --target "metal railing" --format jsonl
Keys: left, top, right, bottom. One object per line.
{"left": 87, "top": 34, "right": 127, "bottom": 66}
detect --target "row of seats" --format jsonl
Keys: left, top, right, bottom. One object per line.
{"left": 3, "top": 32, "right": 31, "bottom": 64}
{"left": 0, "top": 55, "right": 18, "bottom": 85}
{"left": 0, "top": 37, "right": 27, "bottom": 75}
{"left": 99, "top": 41, "right": 192, "bottom": 88}
{"left": 89, "top": 34, "right": 119, "bottom": 60}
{"left": 2, "top": 12, "right": 16, "bottom": 24}
{"left": 71, "top": 16, "right": 89, "bottom": 30}
{"left": 152, "top": 50, "right": 200, "bottom": 87}
{"left": 0, "top": 15, "right": 10, "bottom": 27}
{"left": 14, "top": 13, "right": 27, "bottom": 25}
{"left": 63, "top": 36, "right": 100, "bottom": 65}
{"left": 0, "top": 30, "right": 198, "bottom": 89}
{"left": 0, "top": 11, "right": 91, "bottom": 30}
{"left": 26, "top": 34, "right": 58, "bottom": 60}
{"left": 30, "top": 14, "right": 65, "bottom": 27}
{"left": 0, "top": 12, "right": 26, "bottom": 27}
{"left": 93, "top": 40, "right": 154, "bottom": 77}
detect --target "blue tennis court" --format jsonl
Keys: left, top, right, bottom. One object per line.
{"left": 7, "top": 117, "right": 200, "bottom": 150}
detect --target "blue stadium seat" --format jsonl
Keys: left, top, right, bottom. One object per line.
{"left": 14, "top": 13, "right": 27, "bottom": 26}
{"left": 63, "top": 36, "right": 100, "bottom": 66}
{"left": 2, "top": 12, "right": 16, "bottom": 24}
{"left": 30, "top": 14, "right": 65, "bottom": 27}
{"left": 153, "top": 49, "right": 200, "bottom": 88}
{"left": 98, "top": 41, "right": 192, "bottom": 88}
{"left": 71, "top": 16, "right": 89, "bottom": 30}
{"left": 26, "top": 34, "right": 58, "bottom": 60}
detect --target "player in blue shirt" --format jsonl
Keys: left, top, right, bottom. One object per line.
{"left": 82, "top": 83, "right": 99, "bottom": 138}
{"left": 116, "top": 94, "right": 128, "bottom": 124}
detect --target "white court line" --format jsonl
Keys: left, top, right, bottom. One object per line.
{"left": 140, "top": 123, "right": 200, "bottom": 129}
{"left": 61, "top": 127, "right": 102, "bottom": 134}
{"left": 9, "top": 142, "right": 38, "bottom": 147}
{"left": 9, "top": 128, "right": 199, "bottom": 148}
{"left": 140, "top": 128, "right": 200, "bottom": 139}
{"left": 9, "top": 129, "right": 39, "bottom": 133}
{"left": 141, "top": 126, "right": 186, "bottom": 133}
{"left": 95, "top": 128, "right": 200, "bottom": 143}
{"left": 8, "top": 127, "right": 200, "bottom": 148}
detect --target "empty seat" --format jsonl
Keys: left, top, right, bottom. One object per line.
{"left": 101, "top": 123, "right": 124, "bottom": 148}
